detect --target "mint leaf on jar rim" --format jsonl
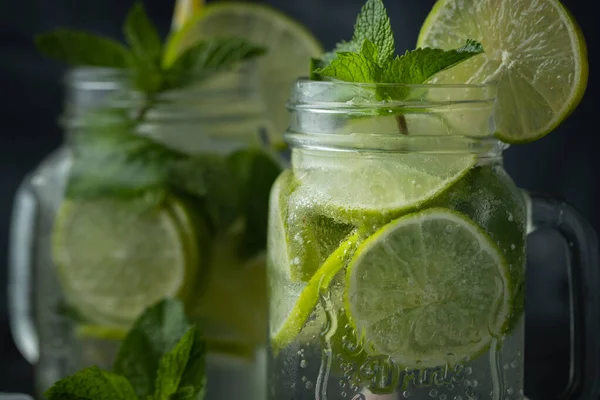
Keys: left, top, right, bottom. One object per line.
{"left": 377, "top": 39, "right": 484, "bottom": 100}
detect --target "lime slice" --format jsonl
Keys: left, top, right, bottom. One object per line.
{"left": 433, "top": 166, "right": 527, "bottom": 333}
{"left": 345, "top": 208, "right": 511, "bottom": 368}
{"left": 417, "top": 0, "right": 588, "bottom": 143}
{"left": 163, "top": 2, "right": 323, "bottom": 140}
{"left": 270, "top": 231, "right": 361, "bottom": 353}
{"left": 52, "top": 197, "right": 198, "bottom": 327}
{"left": 294, "top": 150, "right": 475, "bottom": 222}
{"left": 267, "top": 169, "right": 298, "bottom": 283}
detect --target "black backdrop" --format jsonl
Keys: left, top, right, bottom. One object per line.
{"left": 0, "top": 0, "right": 598, "bottom": 397}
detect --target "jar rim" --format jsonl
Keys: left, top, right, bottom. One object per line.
{"left": 288, "top": 78, "right": 498, "bottom": 110}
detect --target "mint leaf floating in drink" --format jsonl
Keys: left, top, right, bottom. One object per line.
{"left": 44, "top": 298, "right": 207, "bottom": 400}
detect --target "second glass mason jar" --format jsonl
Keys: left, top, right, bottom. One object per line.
{"left": 267, "top": 81, "right": 600, "bottom": 400}
{"left": 9, "top": 66, "right": 279, "bottom": 398}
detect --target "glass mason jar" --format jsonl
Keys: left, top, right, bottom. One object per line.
{"left": 9, "top": 67, "right": 279, "bottom": 398}
{"left": 267, "top": 81, "right": 600, "bottom": 400}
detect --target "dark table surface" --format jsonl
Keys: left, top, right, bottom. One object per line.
{"left": 1, "top": 0, "right": 599, "bottom": 398}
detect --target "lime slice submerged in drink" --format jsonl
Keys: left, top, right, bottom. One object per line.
{"left": 294, "top": 150, "right": 476, "bottom": 222}
{"left": 52, "top": 196, "right": 202, "bottom": 327}
{"left": 345, "top": 208, "right": 512, "bottom": 368}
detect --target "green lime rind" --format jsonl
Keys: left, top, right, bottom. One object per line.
{"left": 345, "top": 208, "right": 512, "bottom": 370}
{"left": 298, "top": 153, "right": 477, "bottom": 226}
{"left": 270, "top": 230, "right": 362, "bottom": 354}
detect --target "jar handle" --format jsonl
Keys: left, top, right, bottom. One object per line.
{"left": 8, "top": 183, "right": 39, "bottom": 364}
{"left": 528, "top": 193, "right": 600, "bottom": 399}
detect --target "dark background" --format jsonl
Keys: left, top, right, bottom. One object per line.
{"left": 0, "top": 0, "right": 598, "bottom": 398}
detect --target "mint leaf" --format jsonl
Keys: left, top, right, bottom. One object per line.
{"left": 377, "top": 40, "right": 484, "bottom": 99}
{"left": 35, "top": 29, "right": 132, "bottom": 67}
{"left": 352, "top": 0, "right": 394, "bottom": 64}
{"left": 45, "top": 367, "right": 136, "bottom": 400}
{"left": 316, "top": 51, "right": 380, "bottom": 83}
{"left": 382, "top": 40, "right": 484, "bottom": 85}
{"left": 360, "top": 39, "right": 379, "bottom": 63}
{"left": 321, "top": 41, "right": 361, "bottom": 66}
{"left": 153, "top": 327, "right": 206, "bottom": 400}
{"left": 113, "top": 298, "right": 191, "bottom": 399}
{"left": 317, "top": 0, "right": 393, "bottom": 69}
{"left": 124, "top": 2, "right": 164, "bottom": 93}
{"left": 167, "top": 37, "right": 266, "bottom": 89}
{"left": 227, "top": 149, "right": 282, "bottom": 257}
{"left": 124, "top": 2, "right": 163, "bottom": 65}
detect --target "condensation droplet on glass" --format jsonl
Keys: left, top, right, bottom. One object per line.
{"left": 341, "top": 392, "right": 347, "bottom": 398}
{"left": 301, "top": 376, "right": 307, "bottom": 382}
{"left": 447, "top": 383, "right": 455, "bottom": 390}
{"left": 339, "top": 380, "right": 346, "bottom": 388}
{"left": 439, "top": 394, "right": 447, "bottom": 400}
{"left": 507, "top": 387, "right": 514, "bottom": 395}
{"left": 503, "top": 363, "right": 509, "bottom": 370}
{"left": 305, "top": 381, "right": 313, "bottom": 389}
{"left": 465, "top": 367, "right": 473, "bottom": 376}
{"left": 291, "top": 383, "right": 295, "bottom": 389}
{"left": 350, "top": 384, "right": 359, "bottom": 392}
{"left": 510, "top": 244, "right": 516, "bottom": 250}
{"left": 402, "top": 391, "right": 411, "bottom": 398}
{"left": 472, "top": 380, "right": 479, "bottom": 388}
{"left": 429, "top": 388, "right": 438, "bottom": 397}
{"left": 517, "top": 350, "right": 522, "bottom": 357}
{"left": 507, "top": 213, "right": 514, "bottom": 222}
{"left": 300, "top": 359, "right": 308, "bottom": 368}
{"left": 454, "top": 396, "right": 463, "bottom": 400}
{"left": 510, "top": 360, "right": 518, "bottom": 368}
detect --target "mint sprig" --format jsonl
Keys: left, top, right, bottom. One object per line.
{"left": 313, "top": 0, "right": 484, "bottom": 99}
{"left": 36, "top": 2, "right": 279, "bottom": 239}
{"left": 45, "top": 299, "right": 206, "bottom": 400}
{"left": 36, "top": 1, "right": 266, "bottom": 94}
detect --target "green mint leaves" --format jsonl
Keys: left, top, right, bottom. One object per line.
{"left": 352, "top": 0, "right": 394, "bottom": 64}
{"left": 45, "top": 299, "right": 207, "bottom": 400}
{"left": 35, "top": 1, "right": 266, "bottom": 94}
{"left": 46, "top": 367, "right": 137, "bottom": 400}
{"left": 313, "top": 0, "right": 484, "bottom": 99}
{"left": 35, "top": 30, "right": 132, "bottom": 68}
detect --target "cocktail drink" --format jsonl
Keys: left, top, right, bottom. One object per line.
{"left": 267, "top": 0, "right": 600, "bottom": 399}
{"left": 11, "top": 65, "right": 277, "bottom": 397}
{"left": 9, "top": 2, "right": 322, "bottom": 398}
{"left": 269, "top": 82, "right": 526, "bottom": 399}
